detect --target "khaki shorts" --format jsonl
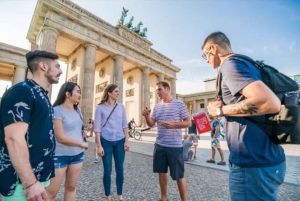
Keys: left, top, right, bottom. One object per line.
{"left": 212, "top": 139, "right": 221, "bottom": 148}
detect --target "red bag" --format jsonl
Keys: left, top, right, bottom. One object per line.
{"left": 192, "top": 112, "right": 212, "bottom": 134}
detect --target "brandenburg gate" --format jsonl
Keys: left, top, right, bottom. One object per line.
{"left": 26, "top": 0, "right": 180, "bottom": 126}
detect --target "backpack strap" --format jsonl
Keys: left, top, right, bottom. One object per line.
{"left": 217, "top": 55, "right": 279, "bottom": 143}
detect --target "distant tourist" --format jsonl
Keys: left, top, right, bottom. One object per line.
{"left": 202, "top": 31, "right": 285, "bottom": 200}
{"left": 88, "top": 121, "right": 100, "bottom": 163}
{"left": 142, "top": 81, "right": 190, "bottom": 201}
{"left": 0, "top": 50, "right": 62, "bottom": 200}
{"left": 128, "top": 118, "right": 137, "bottom": 138}
{"left": 94, "top": 84, "right": 129, "bottom": 201}
{"left": 187, "top": 119, "right": 199, "bottom": 159}
{"left": 182, "top": 135, "right": 196, "bottom": 161}
{"left": 206, "top": 116, "right": 226, "bottom": 165}
{"left": 46, "top": 82, "right": 88, "bottom": 201}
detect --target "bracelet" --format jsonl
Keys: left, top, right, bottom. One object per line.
{"left": 23, "top": 180, "right": 37, "bottom": 190}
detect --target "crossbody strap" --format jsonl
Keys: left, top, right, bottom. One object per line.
{"left": 102, "top": 104, "right": 118, "bottom": 129}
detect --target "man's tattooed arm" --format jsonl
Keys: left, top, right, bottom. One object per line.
{"left": 228, "top": 99, "right": 258, "bottom": 115}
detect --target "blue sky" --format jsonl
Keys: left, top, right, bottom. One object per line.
{"left": 0, "top": 0, "right": 299, "bottom": 95}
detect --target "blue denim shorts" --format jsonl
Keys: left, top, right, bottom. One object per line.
{"left": 54, "top": 152, "right": 84, "bottom": 169}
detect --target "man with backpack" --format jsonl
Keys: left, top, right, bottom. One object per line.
{"left": 202, "top": 32, "right": 286, "bottom": 201}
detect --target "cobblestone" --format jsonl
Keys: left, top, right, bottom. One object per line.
{"left": 1, "top": 130, "right": 299, "bottom": 201}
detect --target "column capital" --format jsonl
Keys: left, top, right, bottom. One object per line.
{"left": 113, "top": 54, "right": 124, "bottom": 60}
{"left": 141, "top": 66, "right": 150, "bottom": 73}
{"left": 42, "top": 27, "right": 60, "bottom": 35}
{"left": 84, "top": 43, "right": 97, "bottom": 49}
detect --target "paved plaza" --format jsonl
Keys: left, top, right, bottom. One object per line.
{"left": 1, "top": 130, "right": 299, "bottom": 201}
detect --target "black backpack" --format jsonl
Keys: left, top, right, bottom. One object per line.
{"left": 216, "top": 54, "right": 300, "bottom": 144}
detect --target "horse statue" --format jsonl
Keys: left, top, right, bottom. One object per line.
{"left": 125, "top": 16, "right": 134, "bottom": 29}
{"left": 131, "top": 21, "right": 143, "bottom": 34}
{"left": 118, "top": 7, "right": 129, "bottom": 25}
{"left": 139, "top": 27, "right": 148, "bottom": 38}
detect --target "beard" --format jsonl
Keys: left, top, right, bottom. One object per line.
{"left": 45, "top": 67, "right": 59, "bottom": 84}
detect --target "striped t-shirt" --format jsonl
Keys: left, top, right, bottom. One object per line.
{"left": 152, "top": 99, "right": 189, "bottom": 147}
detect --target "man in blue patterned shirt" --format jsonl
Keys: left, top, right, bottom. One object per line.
{"left": 0, "top": 50, "right": 62, "bottom": 201}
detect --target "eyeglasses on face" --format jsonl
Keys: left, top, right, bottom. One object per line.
{"left": 202, "top": 46, "right": 211, "bottom": 60}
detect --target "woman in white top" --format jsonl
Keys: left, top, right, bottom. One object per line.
{"left": 46, "top": 82, "right": 88, "bottom": 201}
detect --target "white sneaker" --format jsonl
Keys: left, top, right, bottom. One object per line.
{"left": 94, "top": 158, "right": 99, "bottom": 163}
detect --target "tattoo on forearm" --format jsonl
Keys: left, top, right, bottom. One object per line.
{"left": 229, "top": 99, "right": 258, "bottom": 115}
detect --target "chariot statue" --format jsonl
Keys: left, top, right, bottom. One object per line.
{"left": 125, "top": 16, "right": 134, "bottom": 29}
{"left": 139, "top": 27, "right": 148, "bottom": 38}
{"left": 118, "top": 7, "right": 129, "bottom": 25}
{"left": 132, "top": 21, "right": 143, "bottom": 34}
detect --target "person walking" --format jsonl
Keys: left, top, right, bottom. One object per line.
{"left": 202, "top": 31, "right": 286, "bottom": 201}
{"left": 142, "top": 81, "right": 190, "bottom": 201}
{"left": 46, "top": 82, "right": 88, "bottom": 201}
{"left": 206, "top": 117, "right": 226, "bottom": 165}
{"left": 94, "top": 84, "right": 129, "bottom": 201}
{"left": 88, "top": 121, "right": 100, "bottom": 163}
{"left": 0, "top": 50, "right": 62, "bottom": 200}
{"left": 187, "top": 120, "right": 199, "bottom": 159}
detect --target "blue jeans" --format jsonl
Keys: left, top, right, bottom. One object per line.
{"left": 229, "top": 161, "right": 286, "bottom": 201}
{"left": 101, "top": 136, "right": 125, "bottom": 196}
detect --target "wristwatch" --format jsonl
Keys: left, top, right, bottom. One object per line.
{"left": 216, "top": 106, "right": 223, "bottom": 116}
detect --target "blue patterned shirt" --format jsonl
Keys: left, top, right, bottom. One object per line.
{"left": 0, "top": 79, "right": 55, "bottom": 196}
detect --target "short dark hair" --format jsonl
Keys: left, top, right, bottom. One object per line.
{"left": 201, "top": 31, "right": 231, "bottom": 50}
{"left": 156, "top": 81, "right": 170, "bottom": 89}
{"left": 26, "top": 50, "right": 59, "bottom": 73}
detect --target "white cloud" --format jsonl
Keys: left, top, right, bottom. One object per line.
{"left": 289, "top": 40, "right": 296, "bottom": 51}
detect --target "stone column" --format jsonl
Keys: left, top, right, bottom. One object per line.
{"left": 12, "top": 65, "right": 27, "bottom": 85}
{"left": 39, "top": 27, "right": 59, "bottom": 53}
{"left": 193, "top": 100, "right": 197, "bottom": 114}
{"left": 38, "top": 27, "right": 59, "bottom": 100}
{"left": 142, "top": 67, "right": 150, "bottom": 127}
{"left": 170, "top": 78, "right": 176, "bottom": 99}
{"left": 158, "top": 73, "right": 164, "bottom": 82}
{"left": 204, "top": 98, "right": 208, "bottom": 111}
{"left": 81, "top": 44, "right": 97, "bottom": 126}
{"left": 113, "top": 55, "right": 124, "bottom": 103}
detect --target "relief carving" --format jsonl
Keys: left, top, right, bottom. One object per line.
{"left": 125, "top": 88, "right": 134, "bottom": 97}
{"left": 67, "top": 74, "right": 78, "bottom": 83}
{"left": 96, "top": 81, "right": 108, "bottom": 93}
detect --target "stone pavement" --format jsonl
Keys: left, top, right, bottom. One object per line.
{"left": 1, "top": 131, "right": 299, "bottom": 201}
{"left": 128, "top": 129, "right": 300, "bottom": 186}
